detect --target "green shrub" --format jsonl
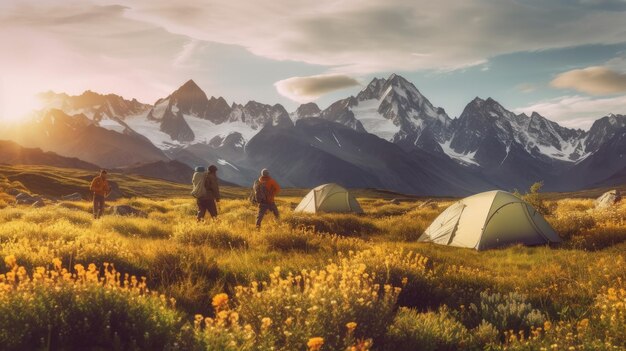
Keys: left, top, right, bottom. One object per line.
{"left": 468, "top": 291, "right": 546, "bottom": 333}
{"left": 0, "top": 260, "right": 190, "bottom": 351}
{"left": 472, "top": 320, "right": 499, "bottom": 347}
{"left": 513, "top": 181, "right": 554, "bottom": 216}
{"left": 384, "top": 307, "right": 471, "bottom": 351}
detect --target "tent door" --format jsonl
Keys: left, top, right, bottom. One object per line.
{"left": 445, "top": 204, "right": 465, "bottom": 245}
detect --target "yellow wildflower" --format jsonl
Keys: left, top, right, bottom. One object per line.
{"left": 346, "top": 322, "right": 357, "bottom": 332}
{"left": 52, "top": 258, "right": 62, "bottom": 270}
{"left": 4, "top": 255, "right": 16, "bottom": 269}
{"left": 261, "top": 317, "right": 272, "bottom": 330}
{"left": 307, "top": 337, "right": 324, "bottom": 351}
{"left": 544, "top": 321, "right": 552, "bottom": 331}
{"left": 212, "top": 293, "right": 229, "bottom": 310}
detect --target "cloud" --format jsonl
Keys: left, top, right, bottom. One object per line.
{"left": 551, "top": 66, "right": 626, "bottom": 95}
{"left": 514, "top": 94, "right": 626, "bottom": 129}
{"left": 0, "top": 0, "right": 204, "bottom": 117}
{"left": 275, "top": 74, "right": 360, "bottom": 103}
{"left": 110, "top": 0, "right": 626, "bottom": 73}
{"left": 516, "top": 83, "right": 536, "bottom": 93}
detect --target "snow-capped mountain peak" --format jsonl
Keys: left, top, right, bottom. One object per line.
{"left": 291, "top": 102, "right": 321, "bottom": 121}
{"left": 320, "top": 74, "right": 451, "bottom": 146}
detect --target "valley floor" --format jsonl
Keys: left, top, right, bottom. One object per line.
{"left": 0, "top": 174, "right": 625, "bottom": 350}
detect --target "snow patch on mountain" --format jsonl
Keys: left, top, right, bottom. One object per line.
{"left": 217, "top": 158, "right": 240, "bottom": 171}
{"left": 150, "top": 99, "right": 169, "bottom": 120}
{"left": 98, "top": 118, "right": 125, "bottom": 133}
{"left": 125, "top": 113, "right": 180, "bottom": 149}
{"left": 183, "top": 115, "right": 260, "bottom": 144}
{"left": 440, "top": 139, "right": 479, "bottom": 166}
{"left": 351, "top": 98, "right": 399, "bottom": 141}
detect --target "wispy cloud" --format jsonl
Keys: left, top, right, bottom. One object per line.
{"left": 514, "top": 94, "right": 626, "bottom": 129}
{"left": 275, "top": 74, "right": 360, "bottom": 103}
{"left": 516, "top": 83, "right": 536, "bottom": 93}
{"left": 113, "top": 0, "right": 626, "bottom": 73}
{"left": 173, "top": 40, "right": 199, "bottom": 67}
{"left": 551, "top": 66, "right": 626, "bottom": 95}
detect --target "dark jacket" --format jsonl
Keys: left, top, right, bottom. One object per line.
{"left": 203, "top": 172, "right": 220, "bottom": 200}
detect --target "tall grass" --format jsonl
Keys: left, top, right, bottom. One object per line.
{"left": 0, "top": 185, "right": 624, "bottom": 350}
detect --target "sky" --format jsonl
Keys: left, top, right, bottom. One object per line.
{"left": 1, "top": 0, "right": 625, "bottom": 129}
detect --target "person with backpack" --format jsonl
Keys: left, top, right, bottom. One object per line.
{"left": 191, "top": 165, "right": 220, "bottom": 221}
{"left": 252, "top": 168, "right": 281, "bottom": 228}
{"left": 90, "top": 169, "right": 111, "bottom": 219}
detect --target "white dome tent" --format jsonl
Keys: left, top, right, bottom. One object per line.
{"left": 294, "top": 183, "right": 363, "bottom": 214}
{"left": 418, "top": 190, "right": 561, "bottom": 250}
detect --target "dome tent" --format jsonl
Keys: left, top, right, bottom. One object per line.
{"left": 418, "top": 190, "right": 560, "bottom": 250}
{"left": 294, "top": 183, "right": 363, "bottom": 214}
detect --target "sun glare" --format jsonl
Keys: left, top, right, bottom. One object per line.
{"left": 0, "top": 89, "right": 42, "bottom": 124}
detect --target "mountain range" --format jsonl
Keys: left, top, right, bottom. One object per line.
{"left": 1, "top": 74, "right": 624, "bottom": 195}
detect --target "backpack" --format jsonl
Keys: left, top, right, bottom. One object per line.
{"left": 249, "top": 180, "right": 268, "bottom": 205}
{"left": 191, "top": 172, "right": 208, "bottom": 199}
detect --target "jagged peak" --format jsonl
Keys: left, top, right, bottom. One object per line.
{"left": 208, "top": 96, "right": 228, "bottom": 104}
{"left": 469, "top": 97, "right": 486, "bottom": 105}
{"left": 171, "top": 79, "right": 207, "bottom": 99}
{"left": 484, "top": 97, "right": 498, "bottom": 104}
{"left": 244, "top": 100, "right": 265, "bottom": 109}
{"left": 296, "top": 102, "right": 321, "bottom": 113}
{"left": 180, "top": 79, "right": 200, "bottom": 90}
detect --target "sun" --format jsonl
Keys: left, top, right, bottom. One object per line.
{"left": 0, "top": 90, "right": 42, "bottom": 124}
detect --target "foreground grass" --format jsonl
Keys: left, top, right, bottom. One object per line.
{"left": 0, "top": 177, "right": 625, "bottom": 350}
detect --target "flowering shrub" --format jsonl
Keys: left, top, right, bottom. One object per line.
{"left": 195, "top": 253, "right": 401, "bottom": 350}
{"left": 0, "top": 256, "right": 188, "bottom": 350}
{"left": 594, "top": 281, "right": 625, "bottom": 347}
{"left": 467, "top": 291, "right": 546, "bottom": 333}
{"left": 384, "top": 307, "right": 471, "bottom": 351}
{"left": 548, "top": 211, "right": 596, "bottom": 240}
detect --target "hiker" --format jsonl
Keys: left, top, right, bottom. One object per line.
{"left": 191, "top": 165, "right": 220, "bottom": 221}
{"left": 253, "top": 168, "right": 281, "bottom": 228}
{"left": 90, "top": 169, "right": 111, "bottom": 219}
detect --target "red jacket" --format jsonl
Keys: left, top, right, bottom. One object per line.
{"left": 90, "top": 176, "right": 111, "bottom": 197}
{"left": 259, "top": 176, "right": 280, "bottom": 203}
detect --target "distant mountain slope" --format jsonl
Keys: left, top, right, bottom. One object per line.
{"left": 0, "top": 140, "right": 99, "bottom": 170}
{"left": 142, "top": 79, "right": 293, "bottom": 144}
{"left": 245, "top": 118, "right": 495, "bottom": 196}
{"left": 38, "top": 90, "right": 151, "bottom": 121}
{"left": 116, "top": 159, "right": 239, "bottom": 186}
{"left": 552, "top": 127, "right": 626, "bottom": 190}
{"left": 10, "top": 74, "right": 625, "bottom": 195}
{"left": 1, "top": 109, "right": 169, "bottom": 168}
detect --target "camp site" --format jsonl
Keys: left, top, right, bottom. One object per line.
{"left": 0, "top": 165, "right": 625, "bottom": 350}
{"left": 2, "top": 1, "right": 626, "bottom": 348}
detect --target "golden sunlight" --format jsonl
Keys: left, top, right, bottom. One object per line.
{"left": 0, "top": 88, "right": 42, "bottom": 124}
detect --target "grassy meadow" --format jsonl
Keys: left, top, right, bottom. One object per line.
{"left": 0, "top": 167, "right": 625, "bottom": 350}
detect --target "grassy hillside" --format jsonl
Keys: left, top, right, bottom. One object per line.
{"left": 0, "top": 165, "right": 625, "bottom": 350}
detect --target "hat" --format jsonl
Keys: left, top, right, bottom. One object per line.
{"left": 261, "top": 168, "right": 269, "bottom": 176}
